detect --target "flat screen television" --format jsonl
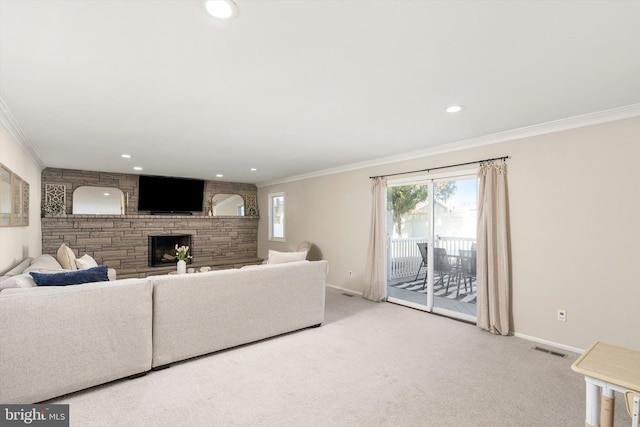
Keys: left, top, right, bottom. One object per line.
{"left": 138, "top": 175, "right": 205, "bottom": 213}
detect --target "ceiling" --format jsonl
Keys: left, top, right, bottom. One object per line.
{"left": 2, "top": 1, "right": 640, "bottom": 185}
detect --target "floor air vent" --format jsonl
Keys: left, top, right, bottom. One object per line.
{"left": 341, "top": 293, "right": 354, "bottom": 297}
{"left": 533, "top": 346, "right": 568, "bottom": 358}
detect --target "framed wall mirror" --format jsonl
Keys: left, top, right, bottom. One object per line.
{"left": 211, "top": 194, "right": 244, "bottom": 216}
{"left": 0, "top": 163, "right": 29, "bottom": 227}
{"left": 72, "top": 186, "right": 125, "bottom": 214}
{"left": 1, "top": 165, "right": 11, "bottom": 226}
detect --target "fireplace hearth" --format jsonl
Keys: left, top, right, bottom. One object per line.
{"left": 149, "top": 234, "right": 192, "bottom": 267}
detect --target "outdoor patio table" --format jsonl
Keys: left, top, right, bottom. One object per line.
{"left": 571, "top": 341, "right": 640, "bottom": 427}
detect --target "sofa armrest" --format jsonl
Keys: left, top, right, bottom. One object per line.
{"left": 0, "top": 278, "right": 153, "bottom": 403}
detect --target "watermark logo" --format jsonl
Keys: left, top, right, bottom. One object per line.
{"left": 0, "top": 405, "right": 68, "bottom": 427}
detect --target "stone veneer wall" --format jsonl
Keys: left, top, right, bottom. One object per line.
{"left": 41, "top": 168, "right": 260, "bottom": 278}
{"left": 41, "top": 215, "right": 259, "bottom": 278}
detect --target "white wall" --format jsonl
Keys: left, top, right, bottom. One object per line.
{"left": 0, "top": 122, "right": 42, "bottom": 272}
{"left": 258, "top": 116, "right": 640, "bottom": 351}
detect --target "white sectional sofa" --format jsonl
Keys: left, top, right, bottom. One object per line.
{"left": 0, "top": 260, "right": 328, "bottom": 404}
{"left": 152, "top": 260, "right": 328, "bottom": 368}
{"left": 0, "top": 278, "right": 154, "bottom": 404}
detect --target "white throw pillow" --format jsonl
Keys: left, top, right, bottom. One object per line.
{"left": 56, "top": 244, "right": 78, "bottom": 271}
{"left": 266, "top": 250, "right": 308, "bottom": 264}
{"left": 75, "top": 254, "right": 99, "bottom": 270}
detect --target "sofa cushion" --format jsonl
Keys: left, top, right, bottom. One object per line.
{"left": 0, "top": 286, "right": 42, "bottom": 296}
{"left": 30, "top": 266, "right": 109, "bottom": 287}
{"left": 23, "top": 254, "right": 65, "bottom": 274}
{"left": 56, "top": 244, "right": 78, "bottom": 271}
{"left": 75, "top": 254, "right": 99, "bottom": 270}
{"left": 0, "top": 274, "right": 37, "bottom": 291}
{"left": 266, "top": 250, "right": 308, "bottom": 264}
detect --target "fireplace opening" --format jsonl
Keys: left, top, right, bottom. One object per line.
{"left": 149, "top": 234, "right": 193, "bottom": 267}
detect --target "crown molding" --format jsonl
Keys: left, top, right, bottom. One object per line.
{"left": 0, "top": 97, "right": 44, "bottom": 169}
{"left": 257, "top": 103, "right": 640, "bottom": 188}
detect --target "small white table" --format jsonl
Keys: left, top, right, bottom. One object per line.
{"left": 572, "top": 341, "right": 640, "bottom": 427}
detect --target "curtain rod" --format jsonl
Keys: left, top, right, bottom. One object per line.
{"left": 369, "top": 156, "right": 510, "bottom": 179}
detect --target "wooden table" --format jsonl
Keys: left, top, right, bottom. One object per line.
{"left": 571, "top": 341, "right": 640, "bottom": 427}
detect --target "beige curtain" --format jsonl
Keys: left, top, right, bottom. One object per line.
{"left": 476, "top": 161, "right": 511, "bottom": 335}
{"left": 363, "top": 177, "right": 387, "bottom": 302}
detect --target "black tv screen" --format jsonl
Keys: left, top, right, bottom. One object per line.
{"left": 138, "top": 175, "right": 205, "bottom": 213}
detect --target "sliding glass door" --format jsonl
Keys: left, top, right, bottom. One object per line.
{"left": 386, "top": 172, "right": 477, "bottom": 322}
{"left": 386, "top": 181, "right": 430, "bottom": 308}
{"left": 431, "top": 176, "right": 477, "bottom": 321}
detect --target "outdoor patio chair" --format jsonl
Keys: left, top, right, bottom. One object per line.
{"left": 413, "top": 243, "right": 428, "bottom": 289}
{"left": 458, "top": 249, "right": 477, "bottom": 296}
{"left": 434, "top": 247, "right": 459, "bottom": 289}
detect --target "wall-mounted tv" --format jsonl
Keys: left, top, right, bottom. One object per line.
{"left": 138, "top": 175, "right": 205, "bottom": 214}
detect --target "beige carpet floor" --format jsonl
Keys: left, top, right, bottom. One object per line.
{"left": 48, "top": 287, "right": 629, "bottom": 426}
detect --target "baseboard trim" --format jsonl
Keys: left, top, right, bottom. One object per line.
{"left": 326, "top": 283, "right": 363, "bottom": 296}
{"left": 513, "top": 332, "right": 584, "bottom": 355}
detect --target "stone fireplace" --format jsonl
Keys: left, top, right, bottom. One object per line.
{"left": 149, "top": 234, "right": 192, "bottom": 267}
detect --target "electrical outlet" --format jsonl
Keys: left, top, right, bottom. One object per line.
{"left": 348, "top": 271, "right": 353, "bottom": 277}
{"left": 557, "top": 309, "right": 567, "bottom": 322}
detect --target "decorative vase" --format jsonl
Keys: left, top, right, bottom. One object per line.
{"left": 177, "top": 259, "right": 187, "bottom": 274}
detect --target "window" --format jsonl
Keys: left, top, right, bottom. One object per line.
{"left": 268, "top": 192, "right": 285, "bottom": 241}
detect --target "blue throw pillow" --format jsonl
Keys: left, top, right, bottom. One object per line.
{"left": 29, "top": 265, "right": 109, "bottom": 287}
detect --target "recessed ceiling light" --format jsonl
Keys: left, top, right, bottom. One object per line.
{"left": 250, "top": 168, "right": 257, "bottom": 172}
{"left": 446, "top": 105, "right": 464, "bottom": 113}
{"left": 134, "top": 166, "right": 143, "bottom": 171}
{"left": 216, "top": 174, "right": 223, "bottom": 178}
{"left": 103, "top": 193, "right": 110, "bottom": 196}
{"left": 121, "top": 154, "right": 131, "bottom": 159}
{"left": 204, "top": 0, "right": 238, "bottom": 20}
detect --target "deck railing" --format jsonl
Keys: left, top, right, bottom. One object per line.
{"left": 387, "top": 237, "right": 427, "bottom": 280}
{"left": 387, "top": 236, "right": 476, "bottom": 280}
{"left": 435, "top": 235, "right": 476, "bottom": 254}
